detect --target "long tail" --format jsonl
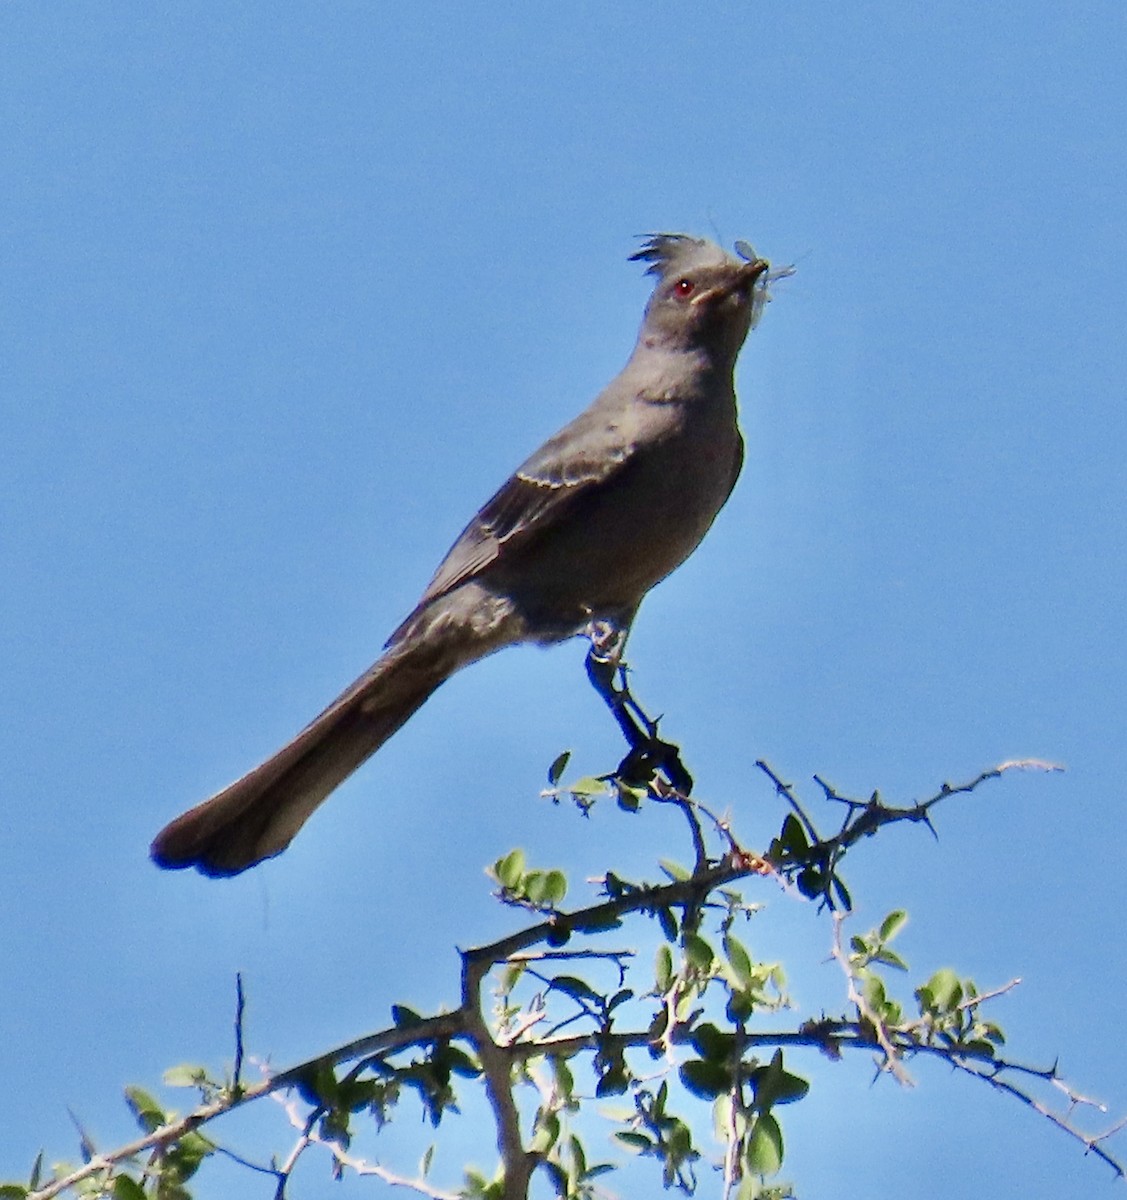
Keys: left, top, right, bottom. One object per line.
{"left": 151, "top": 586, "right": 521, "bottom": 877}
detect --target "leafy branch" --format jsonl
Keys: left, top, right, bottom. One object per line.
{"left": 7, "top": 667, "right": 1117, "bottom": 1200}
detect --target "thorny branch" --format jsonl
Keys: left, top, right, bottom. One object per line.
{"left": 23, "top": 757, "right": 1120, "bottom": 1200}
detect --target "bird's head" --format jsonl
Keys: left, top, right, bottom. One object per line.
{"left": 632, "top": 234, "right": 783, "bottom": 365}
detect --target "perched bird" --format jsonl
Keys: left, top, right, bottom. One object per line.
{"left": 152, "top": 234, "right": 778, "bottom": 877}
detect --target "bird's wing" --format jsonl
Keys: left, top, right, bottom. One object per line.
{"left": 414, "top": 406, "right": 639, "bottom": 608}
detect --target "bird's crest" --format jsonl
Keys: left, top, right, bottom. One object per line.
{"left": 630, "top": 233, "right": 729, "bottom": 277}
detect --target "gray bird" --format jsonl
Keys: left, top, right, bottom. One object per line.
{"left": 152, "top": 234, "right": 777, "bottom": 876}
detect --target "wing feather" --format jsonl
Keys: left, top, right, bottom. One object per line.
{"left": 414, "top": 411, "right": 636, "bottom": 608}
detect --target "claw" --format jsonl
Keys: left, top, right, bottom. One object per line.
{"left": 583, "top": 622, "right": 693, "bottom": 795}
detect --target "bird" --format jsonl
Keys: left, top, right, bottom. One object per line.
{"left": 151, "top": 234, "right": 779, "bottom": 877}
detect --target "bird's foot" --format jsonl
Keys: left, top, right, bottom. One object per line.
{"left": 583, "top": 620, "right": 693, "bottom": 795}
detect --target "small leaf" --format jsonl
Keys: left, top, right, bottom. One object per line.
{"left": 499, "top": 961, "right": 526, "bottom": 994}
{"left": 494, "top": 848, "right": 526, "bottom": 889}
{"left": 595, "top": 1065, "right": 629, "bottom": 1096}
{"left": 657, "top": 906, "right": 678, "bottom": 942}
{"left": 542, "top": 869, "right": 568, "bottom": 905}
{"left": 553, "top": 1057, "right": 575, "bottom": 1101}
{"left": 420, "top": 1144, "right": 435, "bottom": 1177}
{"left": 550, "top": 975, "right": 601, "bottom": 1005}
{"left": 726, "top": 989, "right": 755, "bottom": 1023}
{"left": 614, "top": 1131, "right": 654, "bottom": 1153}
{"left": 530, "top": 1111, "right": 560, "bottom": 1154}
{"left": 879, "top": 909, "right": 909, "bottom": 943}
{"left": 123, "top": 1087, "right": 165, "bottom": 1133}
{"left": 607, "top": 988, "right": 633, "bottom": 1012}
{"left": 112, "top": 1177, "right": 147, "bottom": 1200}
{"left": 832, "top": 876, "right": 853, "bottom": 911}
{"left": 745, "top": 1113, "right": 784, "bottom": 1176}
{"left": 862, "top": 974, "right": 888, "bottom": 1012}
{"left": 391, "top": 1004, "right": 424, "bottom": 1028}
{"left": 778, "top": 814, "right": 808, "bottom": 855}
{"left": 163, "top": 1064, "right": 209, "bottom": 1088}
{"left": 691, "top": 1022, "right": 735, "bottom": 1062}
{"left": 919, "top": 968, "right": 962, "bottom": 1013}
{"left": 679, "top": 1057, "right": 730, "bottom": 1099}
{"left": 547, "top": 751, "right": 571, "bottom": 785}
{"left": 751, "top": 1050, "right": 808, "bottom": 1107}
{"left": 683, "top": 933, "right": 714, "bottom": 973}
{"left": 568, "top": 1133, "right": 587, "bottom": 1177}
{"left": 723, "top": 934, "right": 754, "bottom": 990}
{"left": 0, "top": 1187, "right": 30, "bottom": 1199}
{"left": 796, "top": 867, "right": 824, "bottom": 899}
{"left": 443, "top": 1046, "right": 481, "bottom": 1077}
{"left": 655, "top": 943, "right": 674, "bottom": 992}
{"left": 569, "top": 775, "right": 608, "bottom": 798}
{"left": 659, "top": 859, "right": 690, "bottom": 881}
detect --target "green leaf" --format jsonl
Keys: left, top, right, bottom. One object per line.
{"left": 547, "top": 751, "right": 571, "bottom": 785}
{"left": 522, "top": 871, "right": 551, "bottom": 904}
{"left": 169, "top": 1130, "right": 212, "bottom": 1176}
{"left": 614, "top": 1131, "right": 654, "bottom": 1153}
{"left": 607, "top": 988, "right": 633, "bottom": 1013}
{"left": 751, "top": 1050, "right": 809, "bottom": 1107}
{"left": 494, "top": 848, "right": 526, "bottom": 889}
{"left": 918, "top": 968, "right": 962, "bottom": 1013}
{"left": 879, "top": 909, "right": 909, "bottom": 943}
{"left": 746, "top": 1113, "right": 784, "bottom": 1176}
{"left": 443, "top": 1046, "right": 482, "bottom": 1078}
{"left": 569, "top": 775, "right": 608, "bottom": 798}
{"left": 679, "top": 1057, "right": 731, "bottom": 1099}
{"left": 691, "top": 1022, "right": 735, "bottom": 1062}
{"left": 655, "top": 943, "right": 674, "bottom": 992}
{"left": 724, "top": 934, "right": 754, "bottom": 990}
{"left": 726, "top": 989, "right": 755, "bottom": 1023}
{"left": 112, "top": 1176, "right": 147, "bottom": 1200}
{"left": 530, "top": 1111, "right": 560, "bottom": 1154}
{"left": 420, "top": 1144, "right": 435, "bottom": 1177}
{"left": 295, "top": 1062, "right": 338, "bottom": 1107}
{"left": 550, "top": 975, "right": 601, "bottom": 1005}
{"left": 683, "top": 933, "right": 715, "bottom": 973}
{"left": 0, "top": 1186, "right": 30, "bottom": 1199}
{"left": 499, "top": 961, "right": 525, "bottom": 994}
{"left": 595, "top": 1065, "right": 629, "bottom": 1096}
{"left": 542, "top": 869, "right": 568, "bottom": 905}
{"left": 614, "top": 781, "right": 645, "bottom": 811}
{"left": 553, "top": 1056, "right": 575, "bottom": 1102}
{"left": 796, "top": 867, "right": 824, "bottom": 899}
{"left": 657, "top": 906, "right": 678, "bottom": 942}
{"left": 659, "top": 859, "right": 690, "bottom": 881}
{"left": 862, "top": 974, "right": 887, "bottom": 1012}
{"left": 391, "top": 1004, "right": 424, "bottom": 1028}
{"left": 778, "top": 814, "right": 808, "bottom": 855}
{"left": 568, "top": 1133, "right": 587, "bottom": 1177}
{"left": 736, "top": 1172, "right": 760, "bottom": 1200}
{"left": 123, "top": 1086, "right": 165, "bottom": 1133}
{"left": 163, "top": 1063, "right": 209, "bottom": 1088}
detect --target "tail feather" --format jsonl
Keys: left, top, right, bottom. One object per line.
{"left": 150, "top": 654, "right": 439, "bottom": 876}
{"left": 151, "top": 586, "right": 523, "bottom": 876}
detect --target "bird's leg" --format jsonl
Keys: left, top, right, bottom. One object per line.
{"left": 584, "top": 619, "right": 648, "bottom": 743}
{"left": 584, "top": 620, "right": 694, "bottom": 795}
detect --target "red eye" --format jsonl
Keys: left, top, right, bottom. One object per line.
{"left": 674, "top": 278, "right": 695, "bottom": 298}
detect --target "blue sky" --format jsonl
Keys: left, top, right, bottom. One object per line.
{"left": 3, "top": 3, "right": 1125, "bottom": 1196}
